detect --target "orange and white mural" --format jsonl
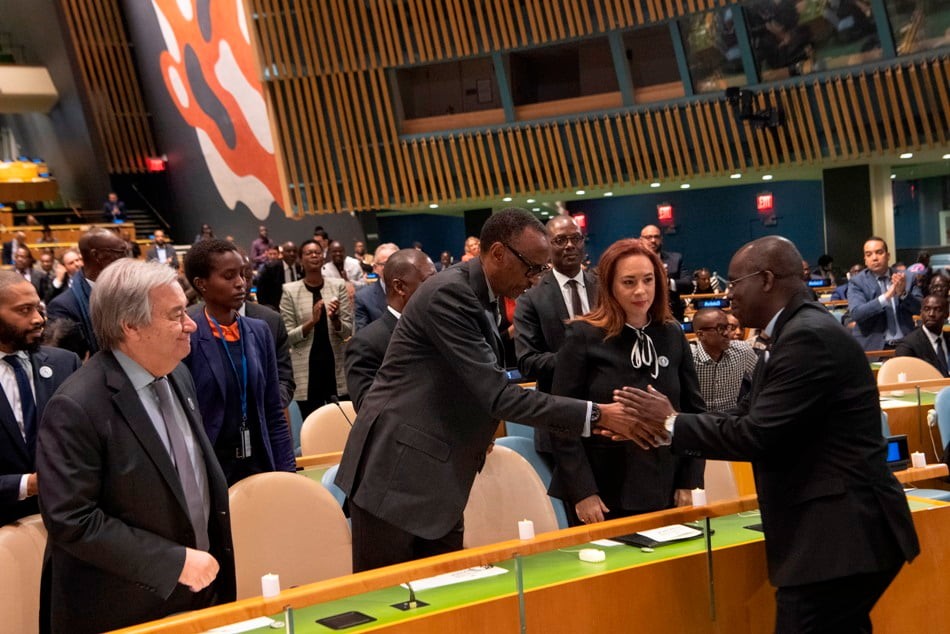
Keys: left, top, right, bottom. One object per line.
{"left": 151, "top": 0, "right": 284, "bottom": 220}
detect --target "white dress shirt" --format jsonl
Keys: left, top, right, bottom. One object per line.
{"left": 551, "top": 269, "right": 591, "bottom": 318}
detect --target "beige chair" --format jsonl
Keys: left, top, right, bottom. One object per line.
{"left": 299, "top": 401, "right": 356, "bottom": 455}
{"left": 463, "top": 445, "right": 558, "bottom": 548}
{"left": 0, "top": 514, "right": 47, "bottom": 634}
{"left": 877, "top": 356, "right": 943, "bottom": 386}
{"left": 703, "top": 460, "right": 740, "bottom": 503}
{"left": 228, "top": 472, "right": 351, "bottom": 599}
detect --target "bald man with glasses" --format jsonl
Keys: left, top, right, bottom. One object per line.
{"left": 690, "top": 308, "right": 757, "bottom": 412}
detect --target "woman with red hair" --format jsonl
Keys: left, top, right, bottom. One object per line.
{"left": 549, "top": 238, "right": 706, "bottom": 525}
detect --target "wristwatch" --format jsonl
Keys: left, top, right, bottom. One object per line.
{"left": 590, "top": 403, "right": 601, "bottom": 425}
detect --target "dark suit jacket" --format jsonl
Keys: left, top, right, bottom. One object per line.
{"left": 894, "top": 327, "right": 949, "bottom": 377}
{"left": 2, "top": 240, "right": 20, "bottom": 266}
{"left": 848, "top": 267, "right": 922, "bottom": 350}
{"left": 145, "top": 244, "right": 180, "bottom": 270}
{"left": 344, "top": 310, "right": 397, "bottom": 410}
{"left": 549, "top": 321, "right": 705, "bottom": 511}
{"left": 672, "top": 294, "right": 919, "bottom": 587}
{"left": 514, "top": 270, "right": 599, "bottom": 393}
{"left": 36, "top": 353, "right": 235, "bottom": 633}
{"left": 255, "top": 260, "right": 303, "bottom": 310}
{"left": 35, "top": 270, "right": 64, "bottom": 304}
{"left": 184, "top": 314, "right": 296, "bottom": 474}
{"left": 45, "top": 270, "right": 96, "bottom": 358}
{"left": 354, "top": 282, "right": 387, "bottom": 330}
{"left": 189, "top": 302, "right": 296, "bottom": 407}
{"left": 0, "top": 347, "right": 80, "bottom": 526}
{"left": 336, "top": 259, "right": 589, "bottom": 540}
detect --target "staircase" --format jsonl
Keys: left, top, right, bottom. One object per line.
{"left": 125, "top": 208, "right": 166, "bottom": 240}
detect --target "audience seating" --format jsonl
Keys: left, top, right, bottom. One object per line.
{"left": 287, "top": 401, "right": 304, "bottom": 456}
{"left": 320, "top": 464, "right": 347, "bottom": 508}
{"left": 228, "top": 472, "right": 351, "bottom": 599}
{"left": 0, "top": 514, "right": 47, "bottom": 634}
{"left": 495, "top": 435, "right": 569, "bottom": 529}
{"left": 463, "top": 446, "right": 558, "bottom": 548}
{"left": 877, "top": 356, "right": 943, "bottom": 385}
{"left": 903, "top": 388, "right": 950, "bottom": 502}
{"left": 504, "top": 422, "right": 534, "bottom": 439}
{"left": 299, "top": 401, "right": 356, "bottom": 455}
{"left": 703, "top": 461, "right": 740, "bottom": 503}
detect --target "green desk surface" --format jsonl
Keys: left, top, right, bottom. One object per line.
{"left": 238, "top": 500, "right": 936, "bottom": 633}
{"left": 881, "top": 391, "right": 937, "bottom": 407}
{"left": 299, "top": 467, "right": 329, "bottom": 484}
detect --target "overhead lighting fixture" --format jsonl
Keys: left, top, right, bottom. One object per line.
{"left": 730, "top": 173, "right": 742, "bottom": 180}
{"left": 532, "top": 207, "right": 541, "bottom": 212}
{"left": 429, "top": 203, "right": 439, "bottom": 209}
{"left": 502, "top": 196, "right": 512, "bottom": 202}
{"left": 900, "top": 152, "right": 913, "bottom": 159}
{"left": 943, "top": 153, "right": 950, "bottom": 160}
{"left": 762, "top": 174, "right": 773, "bottom": 181}
{"left": 650, "top": 182, "right": 661, "bottom": 188}
{"left": 575, "top": 189, "right": 586, "bottom": 195}
{"left": 604, "top": 192, "right": 614, "bottom": 197}
{"left": 680, "top": 184, "right": 690, "bottom": 189}
{"left": 890, "top": 174, "right": 896, "bottom": 180}
{"left": 526, "top": 198, "right": 536, "bottom": 204}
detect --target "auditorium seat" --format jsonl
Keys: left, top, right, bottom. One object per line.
{"left": 463, "top": 446, "right": 558, "bottom": 548}
{"left": 228, "top": 472, "right": 351, "bottom": 599}
{"left": 877, "top": 356, "right": 943, "bottom": 385}
{"left": 893, "top": 388, "right": 950, "bottom": 502}
{"left": 0, "top": 514, "right": 47, "bottom": 634}
{"left": 703, "top": 460, "right": 739, "bottom": 503}
{"left": 495, "top": 436, "right": 569, "bottom": 529}
{"left": 299, "top": 401, "right": 356, "bottom": 455}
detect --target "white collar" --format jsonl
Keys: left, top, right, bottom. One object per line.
{"left": 763, "top": 309, "right": 784, "bottom": 338}
{"left": 551, "top": 268, "right": 585, "bottom": 288}
{"left": 387, "top": 305, "right": 402, "bottom": 319}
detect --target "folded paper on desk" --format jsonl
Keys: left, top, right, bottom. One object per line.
{"left": 615, "top": 523, "right": 710, "bottom": 548}
{"left": 403, "top": 566, "right": 509, "bottom": 591}
{"left": 207, "top": 617, "right": 278, "bottom": 632}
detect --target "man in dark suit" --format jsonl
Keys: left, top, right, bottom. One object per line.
{"left": 515, "top": 215, "right": 598, "bottom": 458}
{"left": 895, "top": 294, "right": 950, "bottom": 376}
{"left": 144, "top": 229, "right": 180, "bottom": 270}
{"left": 45, "top": 228, "right": 128, "bottom": 359}
{"left": 254, "top": 241, "right": 303, "bottom": 310}
{"left": 12, "top": 246, "right": 41, "bottom": 295}
{"left": 354, "top": 242, "right": 398, "bottom": 329}
{"left": 336, "top": 208, "right": 659, "bottom": 571}
{"left": 640, "top": 224, "right": 690, "bottom": 320}
{"left": 345, "top": 249, "right": 436, "bottom": 410}
{"left": 848, "top": 237, "right": 921, "bottom": 351}
{"left": 0, "top": 272, "right": 81, "bottom": 527}
{"left": 617, "top": 236, "right": 919, "bottom": 633}
{"left": 102, "top": 191, "right": 127, "bottom": 222}
{"left": 2, "top": 231, "right": 27, "bottom": 266}
{"left": 37, "top": 259, "right": 235, "bottom": 633}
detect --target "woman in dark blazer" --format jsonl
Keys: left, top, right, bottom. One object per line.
{"left": 549, "top": 238, "right": 706, "bottom": 525}
{"left": 183, "top": 239, "right": 296, "bottom": 485}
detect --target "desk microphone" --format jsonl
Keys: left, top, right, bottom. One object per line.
{"left": 329, "top": 395, "right": 354, "bottom": 427}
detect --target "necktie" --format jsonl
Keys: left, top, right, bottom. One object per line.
{"left": 937, "top": 337, "right": 949, "bottom": 376}
{"left": 878, "top": 277, "right": 900, "bottom": 340}
{"left": 567, "top": 279, "right": 584, "bottom": 318}
{"left": 3, "top": 355, "right": 36, "bottom": 451}
{"left": 152, "top": 377, "right": 209, "bottom": 551}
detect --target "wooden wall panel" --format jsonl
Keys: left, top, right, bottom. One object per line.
{"left": 60, "top": 0, "right": 157, "bottom": 174}
{"left": 243, "top": 0, "right": 950, "bottom": 214}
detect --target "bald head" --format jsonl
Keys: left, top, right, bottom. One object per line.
{"left": 79, "top": 228, "right": 128, "bottom": 281}
{"left": 691, "top": 308, "right": 725, "bottom": 330}
{"left": 640, "top": 224, "right": 662, "bottom": 254}
{"left": 384, "top": 249, "right": 437, "bottom": 313}
{"left": 726, "top": 236, "right": 805, "bottom": 329}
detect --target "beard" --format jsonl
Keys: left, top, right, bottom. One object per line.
{"left": 0, "top": 320, "right": 42, "bottom": 354}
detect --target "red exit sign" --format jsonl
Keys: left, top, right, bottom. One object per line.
{"left": 657, "top": 203, "right": 673, "bottom": 222}
{"left": 757, "top": 192, "right": 774, "bottom": 212}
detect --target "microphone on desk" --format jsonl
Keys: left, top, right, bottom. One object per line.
{"left": 329, "top": 395, "right": 353, "bottom": 427}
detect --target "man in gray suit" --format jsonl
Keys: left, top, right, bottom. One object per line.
{"left": 37, "top": 260, "right": 234, "bottom": 632}
{"left": 336, "top": 208, "right": 660, "bottom": 571}
{"left": 515, "top": 215, "right": 598, "bottom": 459}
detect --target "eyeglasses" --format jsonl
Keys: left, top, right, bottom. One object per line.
{"left": 551, "top": 234, "right": 585, "bottom": 247}
{"left": 697, "top": 324, "right": 737, "bottom": 335}
{"left": 504, "top": 243, "right": 552, "bottom": 278}
{"left": 726, "top": 270, "right": 766, "bottom": 291}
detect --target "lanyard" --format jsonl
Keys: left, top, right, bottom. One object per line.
{"left": 207, "top": 311, "right": 248, "bottom": 427}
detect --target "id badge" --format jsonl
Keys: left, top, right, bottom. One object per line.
{"left": 237, "top": 425, "right": 252, "bottom": 459}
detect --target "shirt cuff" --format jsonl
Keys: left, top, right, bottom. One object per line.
{"left": 52, "top": 278, "right": 62, "bottom": 289}
{"left": 18, "top": 474, "right": 30, "bottom": 500}
{"left": 878, "top": 295, "right": 888, "bottom": 306}
{"left": 583, "top": 402, "right": 592, "bottom": 437}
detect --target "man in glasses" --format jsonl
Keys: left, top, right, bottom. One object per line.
{"left": 46, "top": 228, "right": 129, "bottom": 359}
{"left": 337, "top": 207, "right": 660, "bottom": 571}
{"left": 615, "top": 236, "right": 919, "bottom": 633}
{"left": 690, "top": 308, "right": 756, "bottom": 412}
{"left": 515, "top": 215, "right": 599, "bottom": 463}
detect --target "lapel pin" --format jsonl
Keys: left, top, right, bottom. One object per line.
{"left": 39, "top": 366, "right": 53, "bottom": 379}
{"left": 187, "top": 397, "right": 195, "bottom": 410}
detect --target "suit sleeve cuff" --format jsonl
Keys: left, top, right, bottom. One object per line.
{"left": 18, "top": 474, "right": 30, "bottom": 500}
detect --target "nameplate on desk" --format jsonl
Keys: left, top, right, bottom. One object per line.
{"left": 807, "top": 279, "right": 825, "bottom": 288}
{"left": 403, "top": 565, "right": 509, "bottom": 591}
{"left": 694, "top": 298, "right": 729, "bottom": 309}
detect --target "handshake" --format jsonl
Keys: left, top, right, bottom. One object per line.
{"left": 592, "top": 385, "right": 675, "bottom": 449}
